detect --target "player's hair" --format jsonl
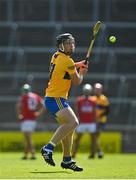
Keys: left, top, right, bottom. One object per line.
{"left": 56, "top": 33, "right": 75, "bottom": 47}
{"left": 21, "top": 84, "right": 32, "bottom": 93}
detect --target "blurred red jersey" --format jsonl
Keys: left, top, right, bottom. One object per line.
{"left": 20, "top": 92, "right": 43, "bottom": 121}
{"left": 76, "top": 96, "right": 96, "bottom": 123}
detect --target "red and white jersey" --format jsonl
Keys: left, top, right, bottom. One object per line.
{"left": 19, "top": 92, "right": 43, "bottom": 121}
{"left": 76, "top": 96, "right": 96, "bottom": 123}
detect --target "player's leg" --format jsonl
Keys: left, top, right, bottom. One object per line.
{"left": 50, "top": 106, "right": 78, "bottom": 143}
{"left": 41, "top": 106, "right": 79, "bottom": 166}
{"left": 61, "top": 131, "right": 83, "bottom": 171}
{"left": 21, "top": 121, "right": 29, "bottom": 159}
{"left": 24, "top": 132, "right": 36, "bottom": 159}
{"left": 61, "top": 130, "right": 74, "bottom": 157}
{"left": 72, "top": 123, "right": 86, "bottom": 158}
{"left": 59, "top": 115, "right": 83, "bottom": 171}
{"left": 89, "top": 132, "right": 97, "bottom": 158}
{"left": 23, "top": 121, "right": 36, "bottom": 159}
{"left": 96, "top": 123, "right": 104, "bottom": 158}
{"left": 29, "top": 121, "right": 37, "bottom": 159}
{"left": 41, "top": 104, "right": 83, "bottom": 171}
{"left": 22, "top": 132, "right": 29, "bottom": 159}
{"left": 96, "top": 131, "right": 104, "bottom": 158}
{"left": 72, "top": 133, "right": 83, "bottom": 158}
{"left": 27, "top": 132, "right": 36, "bottom": 159}
{"left": 85, "top": 123, "right": 97, "bottom": 159}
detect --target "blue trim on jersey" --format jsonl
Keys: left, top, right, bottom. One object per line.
{"left": 44, "top": 97, "right": 69, "bottom": 115}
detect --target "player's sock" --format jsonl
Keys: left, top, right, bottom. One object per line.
{"left": 63, "top": 156, "right": 72, "bottom": 162}
{"left": 41, "top": 142, "right": 56, "bottom": 166}
{"left": 98, "top": 151, "right": 104, "bottom": 158}
{"left": 43, "top": 142, "right": 55, "bottom": 152}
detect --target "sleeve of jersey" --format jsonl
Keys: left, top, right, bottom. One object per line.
{"left": 65, "top": 57, "right": 76, "bottom": 75}
{"left": 105, "top": 97, "right": 110, "bottom": 106}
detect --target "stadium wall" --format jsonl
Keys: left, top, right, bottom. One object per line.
{"left": 0, "top": 131, "right": 122, "bottom": 153}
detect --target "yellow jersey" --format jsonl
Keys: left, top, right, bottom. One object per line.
{"left": 92, "top": 95, "right": 109, "bottom": 123}
{"left": 45, "top": 51, "right": 77, "bottom": 99}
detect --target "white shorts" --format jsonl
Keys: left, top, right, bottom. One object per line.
{"left": 76, "top": 123, "right": 97, "bottom": 133}
{"left": 20, "top": 120, "right": 37, "bottom": 132}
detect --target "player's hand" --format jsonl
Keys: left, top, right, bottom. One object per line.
{"left": 79, "top": 64, "right": 88, "bottom": 75}
{"left": 75, "top": 60, "right": 87, "bottom": 68}
{"left": 34, "top": 111, "right": 41, "bottom": 118}
{"left": 18, "top": 114, "right": 23, "bottom": 120}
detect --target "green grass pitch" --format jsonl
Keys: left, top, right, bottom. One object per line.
{"left": 0, "top": 152, "right": 136, "bottom": 179}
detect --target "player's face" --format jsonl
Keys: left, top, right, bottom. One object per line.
{"left": 63, "top": 39, "right": 75, "bottom": 55}
{"left": 83, "top": 90, "right": 91, "bottom": 96}
{"left": 94, "top": 87, "right": 102, "bottom": 96}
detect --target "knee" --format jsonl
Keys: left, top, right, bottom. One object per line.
{"left": 76, "top": 120, "right": 79, "bottom": 127}
{"left": 71, "top": 120, "right": 79, "bottom": 129}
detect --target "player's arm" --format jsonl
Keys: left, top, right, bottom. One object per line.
{"left": 34, "top": 97, "right": 46, "bottom": 118}
{"left": 71, "top": 63, "right": 88, "bottom": 85}
{"left": 75, "top": 60, "right": 86, "bottom": 68}
{"left": 35, "top": 96, "right": 46, "bottom": 118}
{"left": 100, "top": 98, "right": 110, "bottom": 117}
{"left": 34, "top": 105, "right": 45, "bottom": 118}
{"left": 100, "top": 105, "right": 110, "bottom": 117}
{"left": 66, "top": 58, "right": 88, "bottom": 85}
{"left": 16, "top": 101, "right": 23, "bottom": 120}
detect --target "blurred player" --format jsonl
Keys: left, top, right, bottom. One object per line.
{"left": 72, "top": 83, "right": 97, "bottom": 159}
{"left": 16, "top": 84, "right": 45, "bottom": 159}
{"left": 41, "top": 33, "right": 88, "bottom": 171}
{"left": 92, "top": 83, "right": 110, "bottom": 158}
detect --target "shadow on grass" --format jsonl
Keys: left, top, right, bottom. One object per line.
{"left": 30, "top": 171, "right": 71, "bottom": 174}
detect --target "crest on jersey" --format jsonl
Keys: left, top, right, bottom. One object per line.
{"left": 68, "top": 65, "right": 75, "bottom": 70}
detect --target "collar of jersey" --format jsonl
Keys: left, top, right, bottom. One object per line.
{"left": 58, "top": 50, "right": 69, "bottom": 56}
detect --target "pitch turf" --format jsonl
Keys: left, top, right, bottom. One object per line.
{"left": 0, "top": 152, "right": 136, "bottom": 179}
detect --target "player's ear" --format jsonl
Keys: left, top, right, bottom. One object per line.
{"left": 59, "top": 43, "right": 64, "bottom": 52}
